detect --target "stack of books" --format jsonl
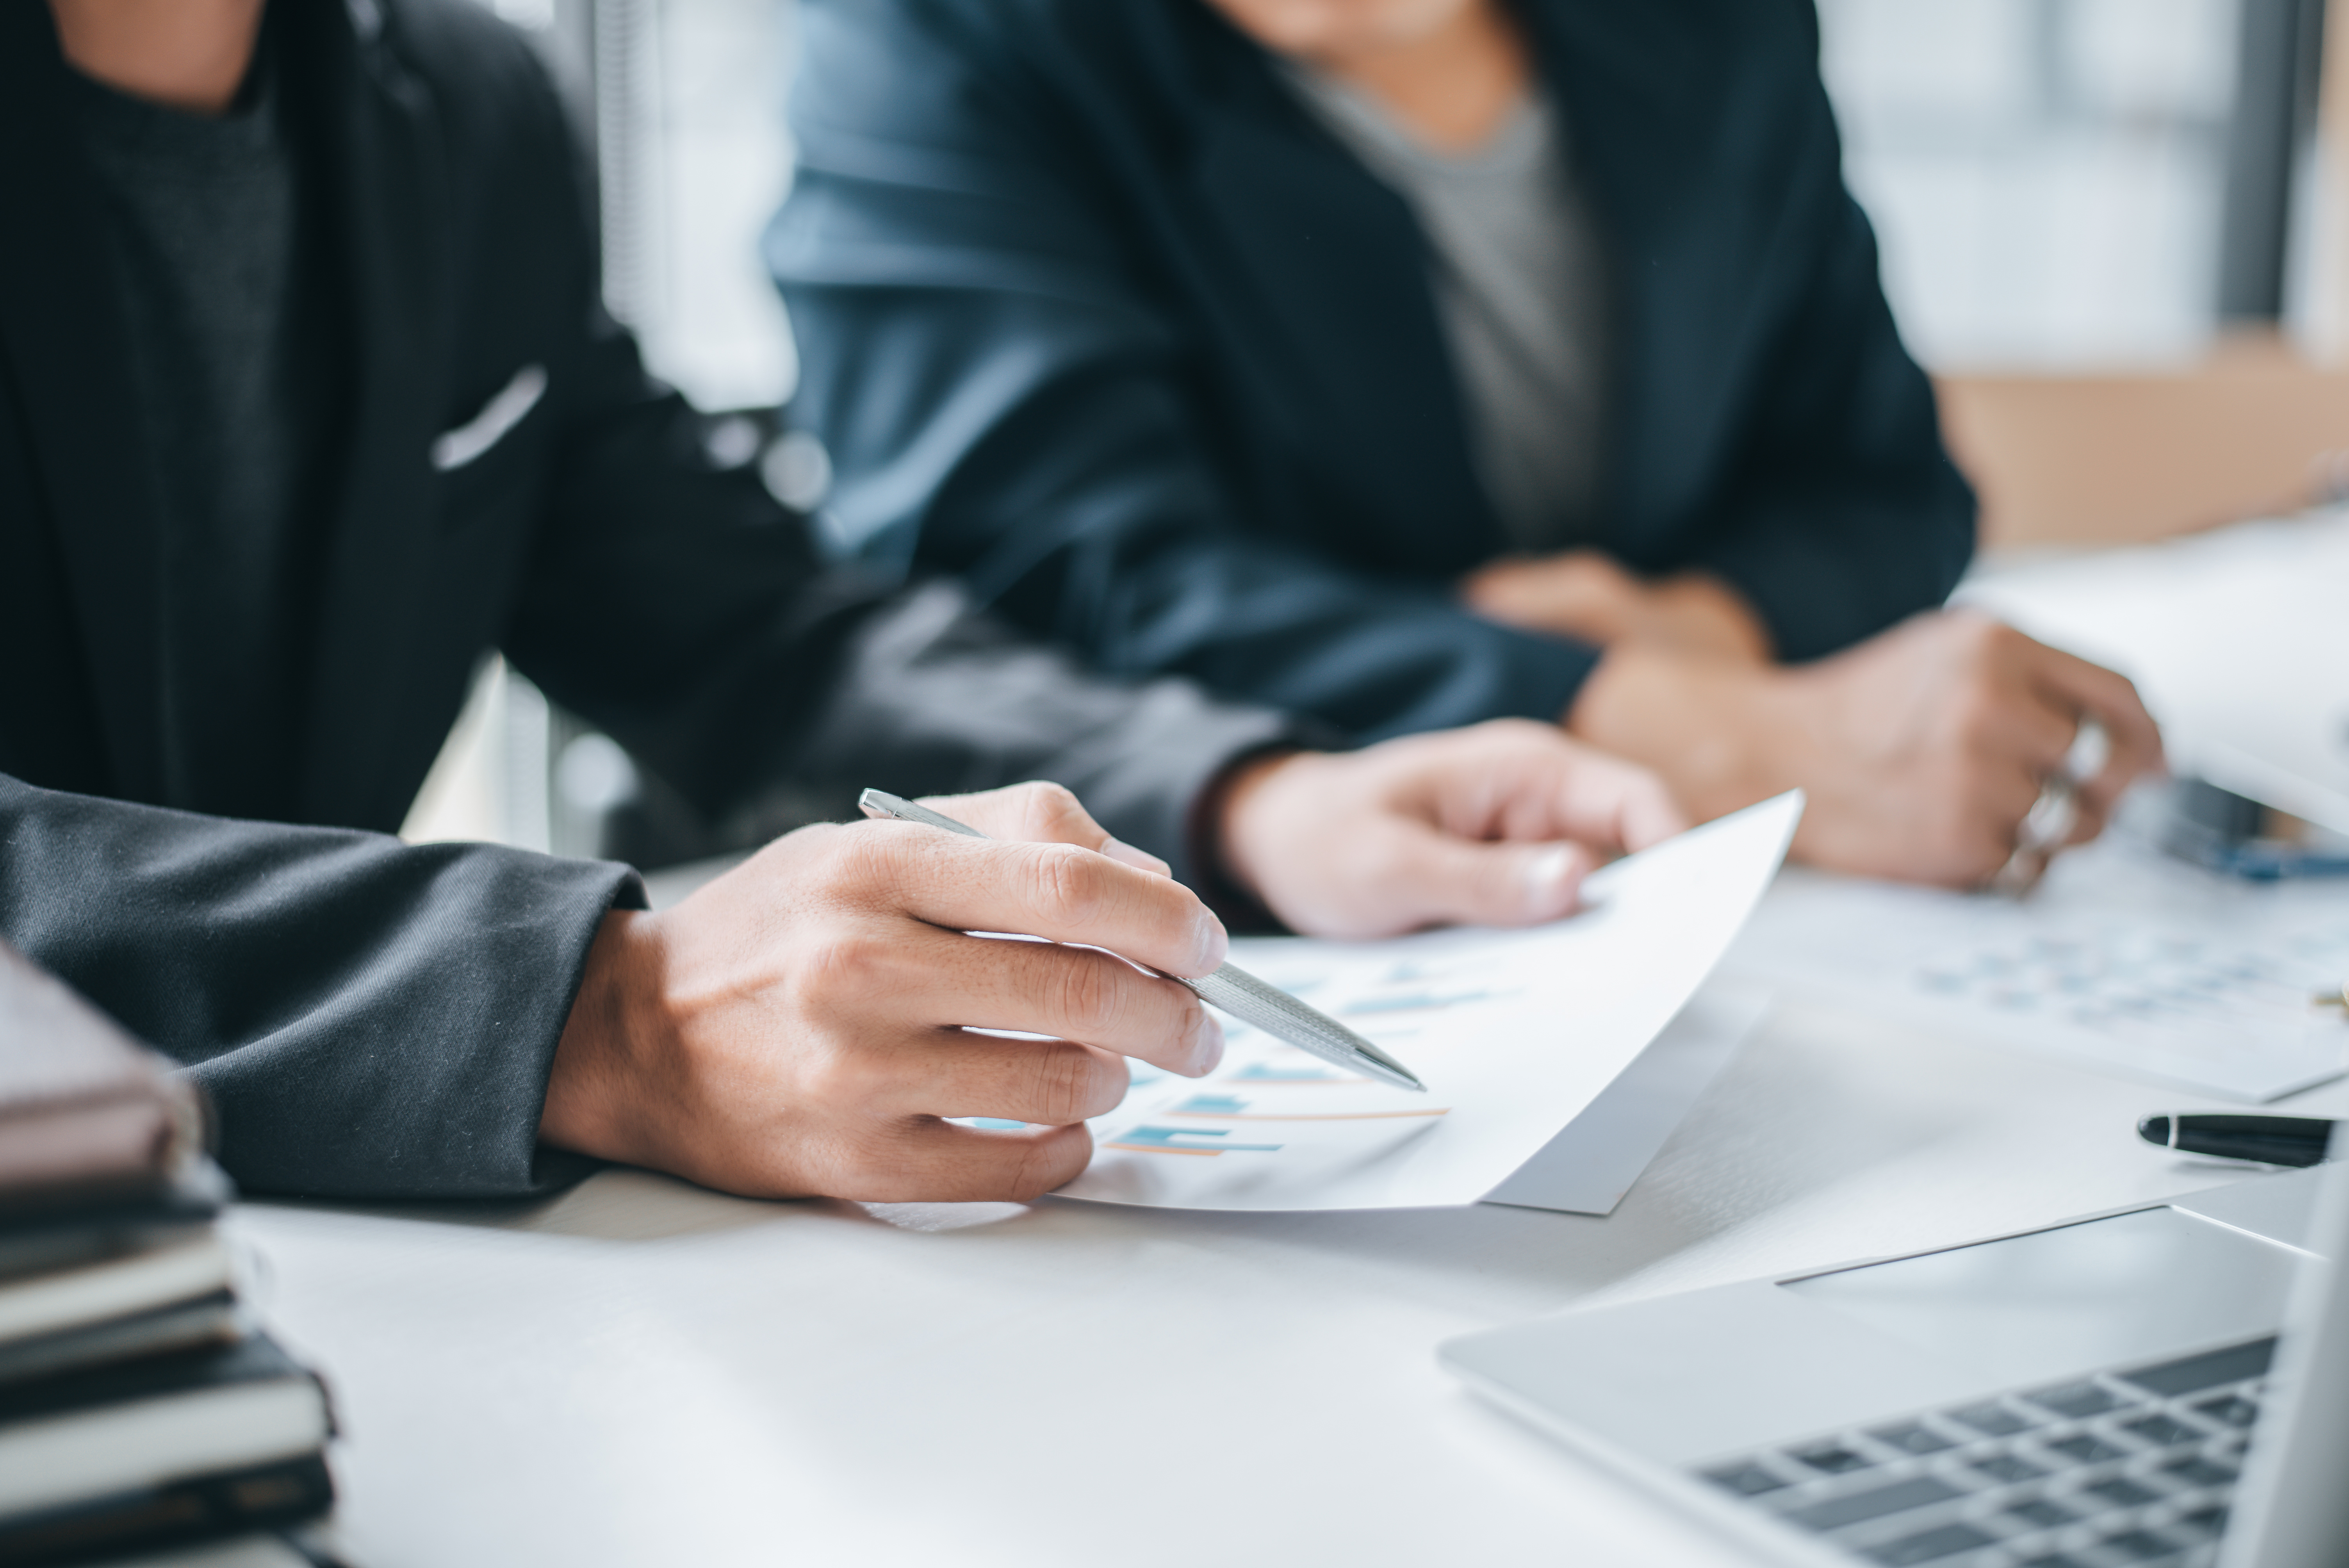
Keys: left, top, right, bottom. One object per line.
{"left": 0, "top": 942, "right": 339, "bottom": 1566}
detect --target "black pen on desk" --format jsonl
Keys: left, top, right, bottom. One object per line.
{"left": 2138, "top": 1113, "right": 2338, "bottom": 1168}
{"left": 855, "top": 788, "right": 1427, "bottom": 1093}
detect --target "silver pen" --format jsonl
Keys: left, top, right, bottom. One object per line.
{"left": 857, "top": 789, "right": 1426, "bottom": 1092}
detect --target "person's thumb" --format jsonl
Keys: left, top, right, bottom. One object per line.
{"left": 1382, "top": 828, "right": 1596, "bottom": 931}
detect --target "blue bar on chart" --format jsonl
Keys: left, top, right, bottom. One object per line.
{"left": 1231, "top": 1062, "right": 1357, "bottom": 1085}
{"left": 1171, "top": 1094, "right": 1251, "bottom": 1116}
{"left": 1342, "top": 991, "right": 1487, "bottom": 1016}
{"left": 1104, "top": 1126, "right": 1285, "bottom": 1156}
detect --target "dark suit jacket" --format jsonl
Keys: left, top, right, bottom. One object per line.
{"left": 767, "top": 0, "right": 1978, "bottom": 739}
{"left": 0, "top": 0, "right": 1293, "bottom": 1201}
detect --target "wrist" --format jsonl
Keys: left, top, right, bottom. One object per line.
{"left": 539, "top": 909, "right": 673, "bottom": 1166}
{"left": 1650, "top": 573, "right": 1773, "bottom": 663}
{"left": 1566, "top": 645, "right": 1790, "bottom": 820}
{"left": 1460, "top": 549, "right": 1641, "bottom": 643}
{"left": 1210, "top": 750, "right": 1303, "bottom": 900}
{"left": 1190, "top": 747, "right": 1313, "bottom": 932}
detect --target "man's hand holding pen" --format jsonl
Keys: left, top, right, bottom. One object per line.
{"left": 539, "top": 726, "right": 1684, "bottom": 1203}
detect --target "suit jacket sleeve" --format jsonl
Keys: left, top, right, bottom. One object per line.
{"left": 767, "top": 0, "right": 1601, "bottom": 742}
{"left": 0, "top": 772, "right": 634, "bottom": 1200}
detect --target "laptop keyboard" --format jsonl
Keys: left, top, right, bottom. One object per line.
{"left": 1693, "top": 1337, "right": 2274, "bottom": 1567}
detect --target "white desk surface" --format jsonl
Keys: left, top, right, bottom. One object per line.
{"left": 230, "top": 986, "right": 2349, "bottom": 1568}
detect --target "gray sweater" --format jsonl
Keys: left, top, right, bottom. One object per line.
{"left": 1284, "top": 66, "right": 1608, "bottom": 553}
{"left": 74, "top": 51, "right": 340, "bottom": 820}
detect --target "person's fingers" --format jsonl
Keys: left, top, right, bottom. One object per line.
{"left": 2023, "top": 650, "right": 2165, "bottom": 816}
{"left": 1533, "top": 737, "right": 1690, "bottom": 852}
{"left": 878, "top": 1035, "right": 1140, "bottom": 1124}
{"left": 1398, "top": 720, "right": 1687, "bottom": 854}
{"left": 1969, "top": 713, "right": 2075, "bottom": 866}
{"left": 1096, "top": 839, "right": 1173, "bottom": 875}
{"left": 1968, "top": 668, "right": 2080, "bottom": 778}
{"left": 854, "top": 823, "right": 1228, "bottom": 978}
{"left": 865, "top": 923, "right": 1222, "bottom": 1076}
{"left": 1985, "top": 842, "right": 2055, "bottom": 896}
{"left": 2062, "top": 788, "right": 2114, "bottom": 849}
{"left": 826, "top": 1119, "right": 1096, "bottom": 1204}
{"left": 1363, "top": 822, "right": 1599, "bottom": 932}
{"left": 916, "top": 780, "right": 1173, "bottom": 878}
{"left": 1461, "top": 551, "right": 1642, "bottom": 639}
{"left": 1973, "top": 748, "right": 2060, "bottom": 847}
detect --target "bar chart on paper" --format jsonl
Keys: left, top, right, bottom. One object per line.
{"left": 1053, "top": 793, "right": 1802, "bottom": 1212}
{"left": 1101, "top": 1127, "right": 1289, "bottom": 1155}
{"left": 1729, "top": 830, "right": 2349, "bottom": 1101}
{"left": 1229, "top": 1062, "right": 1362, "bottom": 1085}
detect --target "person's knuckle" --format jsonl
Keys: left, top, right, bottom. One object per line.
{"left": 798, "top": 1039, "right": 884, "bottom": 1114}
{"left": 798, "top": 928, "right": 888, "bottom": 997}
{"left": 1024, "top": 841, "right": 1110, "bottom": 925}
{"left": 1944, "top": 682, "right": 2005, "bottom": 750}
{"left": 1021, "top": 780, "right": 1087, "bottom": 833}
{"left": 1026, "top": 1048, "right": 1112, "bottom": 1126}
{"left": 1986, "top": 621, "right": 2042, "bottom": 670}
{"left": 816, "top": 823, "right": 907, "bottom": 898}
{"left": 1005, "top": 1128, "right": 1088, "bottom": 1203}
{"left": 984, "top": 780, "right": 1084, "bottom": 845}
{"left": 1048, "top": 953, "right": 1126, "bottom": 1041}
{"left": 795, "top": 822, "right": 855, "bottom": 877}
{"left": 806, "top": 1121, "right": 900, "bottom": 1198}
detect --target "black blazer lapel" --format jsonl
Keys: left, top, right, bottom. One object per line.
{"left": 0, "top": 7, "right": 169, "bottom": 803}
{"left": 1179, "top": 27, "right": 1505, "bottom": 573}
{"left": 286, "top": 2, "right": 455, "bottom": 831}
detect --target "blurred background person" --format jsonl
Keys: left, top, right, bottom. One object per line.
{"left": 766, "top": 0, "right": 2164, "bottom": 889}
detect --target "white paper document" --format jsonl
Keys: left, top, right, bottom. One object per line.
{"left": 1481, "top": 983, "right": 1772, "bottom": 1216}
{"left": 1727, "top": 822, "right": 2349, "bottom": 1102}
{"left": 1055, "top": 793, "right": 1800, "bottom": 1212}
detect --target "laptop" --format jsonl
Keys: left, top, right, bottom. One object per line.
{"left": 1440, "top": 1161, "right": 2349, "bottom": 1568}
